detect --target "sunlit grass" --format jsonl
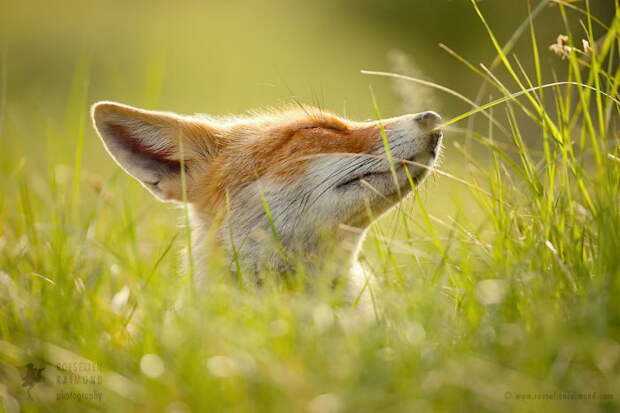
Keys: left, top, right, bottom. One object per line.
{"left": 0, "top": 1, "right": 619, "bottom": 412}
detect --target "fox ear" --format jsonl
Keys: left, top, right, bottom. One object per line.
{"left": 92, "top": 101, "right": 217, "bottom": 202}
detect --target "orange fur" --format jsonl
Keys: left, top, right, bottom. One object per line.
{"left": 191, "top": 110, "right": 381, "bottom": 216}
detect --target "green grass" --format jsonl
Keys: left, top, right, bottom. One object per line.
{"left": 1, "top": 1, "right": 619, "bottom": 412}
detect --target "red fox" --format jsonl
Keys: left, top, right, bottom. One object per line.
{"left": 91, "top": 102, "right": 442, "bottom": 298}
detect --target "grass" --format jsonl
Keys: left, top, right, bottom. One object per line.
{"left": 1, "top": 1, "right": 619, "bottom": 412}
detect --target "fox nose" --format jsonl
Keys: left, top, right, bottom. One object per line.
{"left": 429, "top": 132, "right": 441, "bottom": 148}
{"left": 413, "top": 111, "right": 442, "bottom": 131}
{"left": 428, "top": 131, "right": 443, "bottom": 156}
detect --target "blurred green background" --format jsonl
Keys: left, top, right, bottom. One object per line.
{"left": 0, "top": 0, "right": 613, "bottom": 231}
{"left": 1, "top": 0, "right": 613, "bottom": 163}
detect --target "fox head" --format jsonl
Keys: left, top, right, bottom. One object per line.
{"left": 92, "top": 102, "right": 443, "bottom": 278}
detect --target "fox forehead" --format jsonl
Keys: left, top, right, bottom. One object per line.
{"left": 224, "top": 111, "right": 380, "bottom": 175}
{"left": 195, "top": 108, "right": 381, "bottom": 206}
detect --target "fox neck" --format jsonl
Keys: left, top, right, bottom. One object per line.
{"left": 189, "top": 206, "right": 366, "bottom": 286}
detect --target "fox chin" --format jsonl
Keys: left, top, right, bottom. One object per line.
{"left": 91, "top": 101, "right": 443, "bottom": 302}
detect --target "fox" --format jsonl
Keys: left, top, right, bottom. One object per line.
{"left": 91, "top": 101, "right": 443, "bottom": 300}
